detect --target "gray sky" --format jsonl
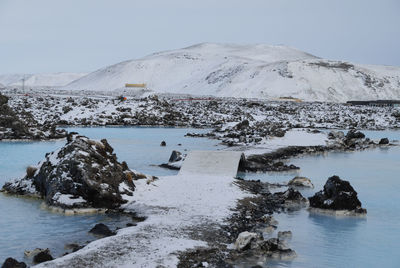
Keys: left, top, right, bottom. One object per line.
{"left": 0, "top": 0, "right": 399, "bottom": 74}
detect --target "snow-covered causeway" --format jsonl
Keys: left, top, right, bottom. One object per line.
{"left": 39, "top": 173, "right": 249, "bottom": 267}
{"left": 179, "top": 151, "right": 243, "bottom": 177}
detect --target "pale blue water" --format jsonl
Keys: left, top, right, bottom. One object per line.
{"left": 0, "top": 127, "right": 221, "bottom": 263}
{"left": 240, "top": 130, "right": 400, "bottom": 268}
{"left": 1, "top": 128, "right": 399, "bottom": 267}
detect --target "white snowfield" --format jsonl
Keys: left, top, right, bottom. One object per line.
{"left": 62, "top": 43, "right": 400, "bottom": 102}
{"left": 0, "top": 72, "right": 87, "bottom": 88}
{"left": 179, "top": 151, "right": 244, "bottom": 178}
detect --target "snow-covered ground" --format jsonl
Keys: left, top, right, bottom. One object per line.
{"left": 37, "top": 174, "right": 250, "bottom": 267}
{"left": 239, "top": 129, "right": 328, "bottom": 156}
{"left": 6, "top": 92, "right": 400, "bottom": 132}
{"left": 62, "top": 43, "right": 400, "bottom": 102}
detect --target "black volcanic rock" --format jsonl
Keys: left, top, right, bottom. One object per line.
{"left": 2, "top": 133, "right": 139, "bottom": 209}
{"left": 379, "top": 138, "right": 389, "bottom": 145}
{"left": 308, "top": 176, "right": 366, "bottom": 213}
{"left": 168, "top": 150, "right": 182, "bottom": 162}
{"left": 89, "top": 223, "right": 115, "bottom": 237}
{"left": 346, "top": 130, "right": 365, "bottom": 140}
{"left": 33, "top": 250, "right": 53, "bottom": 264}
{"left": 1, "top": 258, "right": 27, "bottom": 268}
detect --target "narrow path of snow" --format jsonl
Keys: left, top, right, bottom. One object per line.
{"left": 37, "top": 174, "right": 250, "bottom": 268}
{"left": 179, "top": 151, "right": 243, "bottom": 178}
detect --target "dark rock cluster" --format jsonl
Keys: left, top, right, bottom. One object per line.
{"left": 309, "top": 175, "right": 367, "bottom": 214}
{"left": 2, "top": 133, "right": 138, "bottom": 210}
{"left": 0, "top": 93, "right": 65, "bottom": 140}
{"left": 1, "top": 258, "right": 27, "bottom": 268}
{"left": 89, "top": 223, "right": 116, "bottom": 237}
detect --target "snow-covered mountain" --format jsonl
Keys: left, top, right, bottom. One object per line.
{"left": 0, "top": 72, "right": 87, "bottom": 88}
{"left": 61, "top": 43, "right": 400, "bottom": 102}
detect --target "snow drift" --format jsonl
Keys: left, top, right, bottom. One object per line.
{"left": 63, "top": 43, "right": 400, "bottom": 102}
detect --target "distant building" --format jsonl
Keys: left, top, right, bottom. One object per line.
{"left": 125, "top": 83, "right": 146, "bottom": 88}
{"left": 347, "top": 100, "right": 400, "bottom": 107}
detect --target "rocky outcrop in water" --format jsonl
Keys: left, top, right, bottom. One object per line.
{"left": 379, "top": 137, "right": 389, "bottom": 145}
{"left": 273, "top": 188, "right": 308, "bottom": 208}
{"left": 89, "top": 223, "right": 116, "bottom": 237}
{"left": 308, "top": 175, "right": 367, "bottom": 214}
{"left": 32, "top": 249, "right": 53, "bottom": 264}
{"left": 328, "top": 130, "right": 375, "bottom": 150}
{"left": 1, "top": 258, "right": 27, "bottom": 268}
{"left": 1, "top": 133, "right": 146, "bottom": 210}
{"left": 288, "top": 176, "right": 314, "bottom": 188}
{"left": 159, "top": 150, "right": 184, "bottom": 170}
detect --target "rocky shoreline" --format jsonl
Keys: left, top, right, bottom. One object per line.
{"left": 1, "top": 90, "right": 399, "bottom": 267}
{"left": 0, "top": 93, "right": 65, "bottom": 141}
{"left": 176, "top": 173, "right": 368, "bottom": 267}
{"left": 3, "top": 90, "right": 400, "bottom": 143}
{"left": 0, "top": 128, "right": 391, "bottom": 267}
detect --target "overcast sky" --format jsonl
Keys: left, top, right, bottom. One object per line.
{"left": 0, "top": 0, "right": 399, "bottom": 74}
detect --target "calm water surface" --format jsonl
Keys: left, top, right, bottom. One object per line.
{"left": 1, "top": 127, "right": 399, "bottom": 267}
{"left": 0, "top": 127, "right": 221, "bottom": 263}
{"left": 241, "top": 130, "right": 400, "bottom": 268}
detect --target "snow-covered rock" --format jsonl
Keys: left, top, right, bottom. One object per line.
{"left": 0, "top": 92, "right": 65, "bottom": 140}
{"left": 288, "top": 176, "right": 314, "bottom": 188}
{"left": 63, "top": 43, "right": 400, "bottom": 102}
{"left": 308, "top": 175, "right": 367, "bottom": 214}
{"left": 2, "top": 133, "right": 140, "bottom": 210}
{"left": 234, "top": 231, "right": 259, "bottom": 251}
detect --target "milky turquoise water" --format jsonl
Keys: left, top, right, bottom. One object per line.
{"left": 1, "top": 128, "right": 399, "bottom": 267}
{"left": 241, "top": 130, "right": 400, "bottom": 268}
{"left": 0, "top": 127, "right": 221, "bottom": 263}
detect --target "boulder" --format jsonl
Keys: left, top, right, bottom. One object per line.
{"left": 346, "top": 130, "right": 365, "bottom": 139}
{"left": 159, "top": 150, "right": 185, "bottom": 170}
{"left": 2, "top": 133, "right": 137, "bottom": 210}
{"left": 1, "top": 258, "right": 27, "bottom": 268}
{"left": 258, "top": 238, "right": 297, "bottom": 260}
{"left": 273, "top": 188, "right": 308, "bottom": 208}
{"left": 168, "top": 150, "right": 182, "bottom": 162}
{"left": 277, "top": 231, "right": 292, "bottom": 240}
{"left": 33, "top": 250, "right": 53, "bottom": 264}
{"left": 308, "top": 175, "right": 366, "bottom": 214}
{"left": 89, "top": 223, "right": 115, "bottom": 237}
{"left": 327, "top": 130, "right": 345, "bottom": 140}
{"left": 234, "top": 231, "right": 259, "bottom": 251}
{"left": 24, "top": 248, "right": 49, "bottom": 257}
{"left": 379, "top": 138, "right": 389, "bottom": 145}
{"left": 288, "top": 176, "right": 314, "bottom": 188}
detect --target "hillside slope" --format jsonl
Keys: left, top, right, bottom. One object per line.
{"left": 62, "top": 43, "right": 400, "bottom": 102}
{"left": 0, "top": 72, "right": 87, "bottom": 88}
